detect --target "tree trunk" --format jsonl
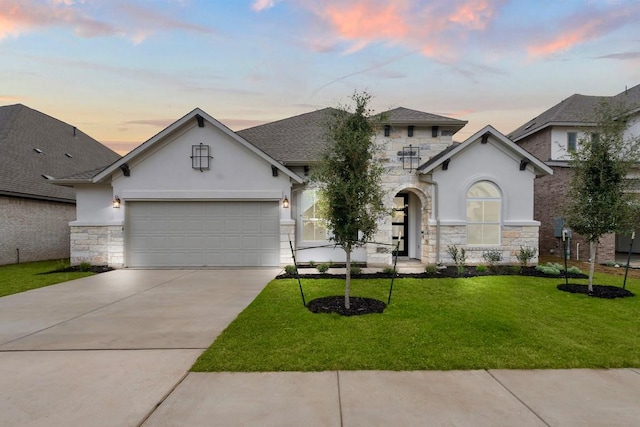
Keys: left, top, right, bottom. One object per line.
{"left": 589, "top": 240, "right": 596, "bottom": 293}
{"left": 345, "top": 245, "right": 351, "bottom": 309}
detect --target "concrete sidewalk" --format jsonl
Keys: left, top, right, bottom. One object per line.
{"left": 1, "top": 269, "right": 640, "bottom": 426}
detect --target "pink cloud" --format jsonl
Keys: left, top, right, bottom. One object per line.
{"left": 0, "top": 0, "right": 117, "bottom": 40}
{"left": 252, "top": 0, "right": 279, "bottom": 12}
{"left": 297, "top": 0, "right": 505, "bottom": 60}
{"left": 528, "top": 4, "right": 640, "bottom": 58}
{"left": 0, "top": 0, "right": 214, "bottom": 42}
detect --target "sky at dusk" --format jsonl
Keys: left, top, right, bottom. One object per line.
{"left": 2, "top": 0, "right": 640, "bottom": 155}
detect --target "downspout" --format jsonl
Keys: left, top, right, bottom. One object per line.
{"left": 419, "top": 175, "right": 440, "bottom": 265}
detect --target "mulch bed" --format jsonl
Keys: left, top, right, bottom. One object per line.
{"left": 307, "top": 296, "right": 386, "bottom": 316}
{"left": 557, "top": 283, "right": 635, "bottom": 299}
{"left": 41, "top": 265, "right": 114, "bottom": 274}
{"left": 278, "top": 266, "right": 589, "bottom": 280}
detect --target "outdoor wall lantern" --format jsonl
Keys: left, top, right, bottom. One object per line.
{"left": 113, "top": 196, "right": 121, "bottom": 208}
{"left": 282, "top": 196, "right": 290, "bottom": 208}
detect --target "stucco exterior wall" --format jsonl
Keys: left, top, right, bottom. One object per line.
{"left": 1, "top": 196, "right": 75, "bottom": 265}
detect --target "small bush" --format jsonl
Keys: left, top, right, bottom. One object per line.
{"left": 567, "top": 266, "right": 583, "bottom": 275}
{"left": 604, "top": 260, "right": 616, "bottom": 267}
{"left": 536, "top": 264, "right": 561, "bottom": 275}
{"left": 482, "top": 250, "right": 502, "bottom": 270}
{"left": 475, "top": 265, "right": 487, "bottom": 273}
{"left": 284, "top": 265, "right": 297, "bottom": 275}
{"left": 424, "top": 265, "right": 438, "bottom": 275}
{"left": 350, "top": 266, "right": 362, "bottom": 275}
{"left": 317, "top": 263, "right": 330, "bottom": 273}
{"left": 308, "top": 260, "right": 316, "bottom": 267}
{"left": 382, "top": 266, "right": 396, "bottom": 275}
{"left": 509, "top": 265, "right": 521, "bottom": 274}
{"left": 447, "top": 245, "right": 466, "bottom": 275}
{"left": 78, "top": 261, "right": 92, "bottom": 272}
{"left": 517, "top": 246, "right": 536, "bottom": 267}
{"left": 54, "top": 259, "right": 68, "bottom": 271}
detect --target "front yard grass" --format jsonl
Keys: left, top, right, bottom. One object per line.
{"left": 192, "top": 273, "right": 640, "bottom": 372}
{"left": 0, "top": 260, "right": 94, "bottom": 297}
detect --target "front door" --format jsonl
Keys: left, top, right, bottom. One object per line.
{"left": 392, "top": 194, "right": 409, "bottom": 256}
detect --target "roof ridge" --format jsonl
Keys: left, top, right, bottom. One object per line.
{"left": 238, "top": 108, "right": 334, "bottom": 133}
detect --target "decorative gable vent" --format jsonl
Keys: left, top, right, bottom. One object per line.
{"left": 191, "top": 143, "right": 212, "bottom": 172}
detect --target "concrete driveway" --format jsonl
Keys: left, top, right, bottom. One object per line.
{"left": 0, "top": 268, "right": 279, "bottom": 426}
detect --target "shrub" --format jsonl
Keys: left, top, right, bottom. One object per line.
{"left": 536, "top": 264, "right": 561, "bottom": 275}
{"left": 517, "top": 246, "right": 536, "bottom": 267}
{"left": 78, "top": 261, "right": 92, "bottom": 272}
{"left": 382, "top": 266, "right": 396, "bottom": 275}
{"left": 447, "top": 245, "right": 466, "bottom": 275}
{"left": 284, "top": 265, "right": 297, "bottom": 275}
{"left": 308, "top": 260, "right": 316, "bottom": 267}
{"left": 424, "top": 265, "right": 438, "bottom": 275}
{"left": 567, "top": 266, "right": 583, "bottom": 275}
{"left": 317, "top": 263, "right": 330, "bottom": 273}
{"left": 509, "top": 265, "right": 521, "bottom": 274}
{"left": 350, "top": 266, "right": 362, "bottom": 275}
{"left": 475, "top": 265, "right": 487, "bottom": 273}
{"left": 482, "top": 250, "right": 502, "bottom": 270}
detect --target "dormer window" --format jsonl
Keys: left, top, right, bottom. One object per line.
{"left": 567, "top": 132, "right": 577, "bottom": 152}
{"left": 408, "top": 126, "right": 414, "bottom": 137}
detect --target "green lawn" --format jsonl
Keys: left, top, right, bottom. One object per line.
{"left": 0, "top": 260, "right": 94, "bottom": 297}
{"left": 192, "top": 273, "right": 640, "bottom": 372}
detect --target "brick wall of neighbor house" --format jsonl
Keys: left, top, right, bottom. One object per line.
{"left": 438, "top": 225, "right": 540, "bottom": 265}
{"left": 534, "top": 166, "right": 614, "bottom": 262}
{"left": 0, "top": 196, "right": 76, "bottom": 265}
{"left": 70, "top": 225, "right": 124, "bottom": 267}
{"left": 516, "top": 127, "right": 553, "bottom": 161}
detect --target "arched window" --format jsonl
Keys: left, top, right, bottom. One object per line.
{"left": 466, "top": 181, "right": 501, "bottom": 245}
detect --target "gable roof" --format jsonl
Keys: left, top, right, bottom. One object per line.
{"left": 238, "top": 106, "right": 467, "bottom": 165}
{"left": 418, "top": 125, "right": 552, "bottom": 176}
{"left": 0, "top": 104, "right": 121, "bottom": 202}
{"left": 82, "top": 108, "right": 303, "bottom": 185}
{"left": 509, "top": 84, "right": 640, "bottom": 142}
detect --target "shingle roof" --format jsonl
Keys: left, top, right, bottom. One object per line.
{"left": 237, "top": 108, "right": 333, "bottom": 165}
{"left": 509, "top": 84, "right": 640, "bottom": 142}
{"left": 238, "top": 106, "right": 467, "bottom": 164}
{"left": 0, "top": 104, "right": 121, "bottom": 202}
{"left": 380, "top": 107, "right": 468, "bottom": 126}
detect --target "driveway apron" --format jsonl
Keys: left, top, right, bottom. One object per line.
{"left": 0, "top": 268, "right": 278, "bottom": 427}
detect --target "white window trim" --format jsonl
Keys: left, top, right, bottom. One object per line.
{"left": 466, "top": 181, "right": 502, "bottom": 246}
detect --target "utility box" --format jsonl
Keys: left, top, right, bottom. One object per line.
{"left": 553, "top": 218, "right": 565, "bottom": 238}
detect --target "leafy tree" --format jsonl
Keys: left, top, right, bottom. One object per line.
{"left": 312, "top": 91, "right": 387, "bottom": 309}
{"left": 565, "top": 101, "right": 640, "bottom": 292}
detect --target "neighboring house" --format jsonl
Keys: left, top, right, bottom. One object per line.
{"left": 509, "top": 84, "right": 640, "bottom": 262}
{"left": 0, "top": 104, "right": 121, "bottom": 265}
{"left": 54, "top": 106, "right": 550, "bottom": 268}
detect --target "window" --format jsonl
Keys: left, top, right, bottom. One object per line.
{"left": 567, "top": 132, "right": 577, "bottom": 152}
{"left": 301, "top": 189, "right": 328, "bottom": 242}
{"left": 466, "top": 181, "right": 501, "bottom": 245}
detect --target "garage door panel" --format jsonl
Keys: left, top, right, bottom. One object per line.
{"left": 127, "top": 201, "right": 279, "bottom": 267}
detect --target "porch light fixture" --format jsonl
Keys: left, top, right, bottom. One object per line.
{"left": 113, "top": 196, "right": 121, "bottom": 208}
{"left": 282, "top": 196, "right": 290, "bottom": 208}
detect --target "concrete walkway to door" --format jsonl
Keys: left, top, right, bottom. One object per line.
{"left": 0, "top": 268, "right": 279, "bottom": 426}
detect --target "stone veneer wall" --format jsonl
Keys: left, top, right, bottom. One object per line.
{"left": 70, "top": 225, "right": 124, "bottom": 267}
{"left": 1, "top": 196, "right": 75, "bottom": 265}
{"left": 280, "top": 221, "right": 295, "bottom": 266}
{"left": 437, "top": 225, "right": 540, "bottom": 265}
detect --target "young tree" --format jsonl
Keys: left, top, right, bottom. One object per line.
{"left": 565, "top": 101, "right": 640, "bottom": 292}
{"left": 312, "top": 91, "right": 387, "bottom": 309}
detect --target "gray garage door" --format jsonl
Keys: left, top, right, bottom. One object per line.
{"left": 126, "top": 201, "right": 280, "bottom": 267}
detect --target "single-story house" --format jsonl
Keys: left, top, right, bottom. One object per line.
{"left": 0, "top": 104, "right": 121, "bottom": 265}
{"left": 53, "top": 107, "right": 551, "bottom": 268}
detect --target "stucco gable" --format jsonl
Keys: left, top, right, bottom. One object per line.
{"left": 93, "top": 108, "right": 302, "bottom": 184}
{"left": 417, "top": 125, "right": 552, "bottom": 177}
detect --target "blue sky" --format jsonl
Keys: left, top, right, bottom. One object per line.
{"left": 1, "top": 0, "right": 639, "bottom": 154}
